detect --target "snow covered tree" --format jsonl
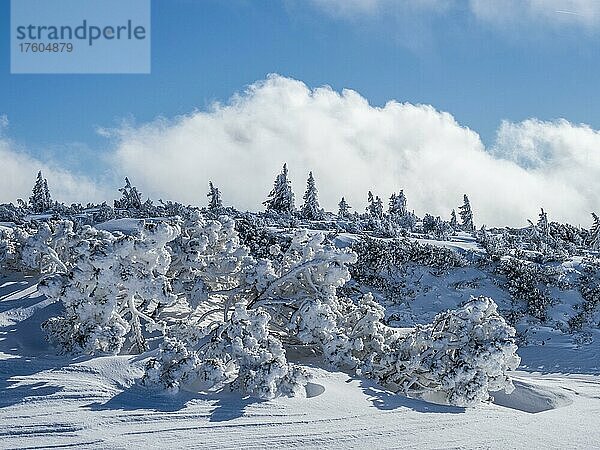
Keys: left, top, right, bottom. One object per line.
{"left": 207, "top": 181, "right": 223, "bottom": 212}
{"left": 537, "top": 208, "right": 550, "bottom": 239}
{"left": 366, "top": 192, "right": 383, "bottom": 219}
{"left": 114, "top": 177, "right": 143, "bottom": 210}
{"left": 459, "top": 194, "right": 474, "bottom": 232}
{"left": 40, "top": 220, "right": 180, "bottom": 355}
{"left": 29, "top": 171, "right": 52, "bottom": 213}
{"left": 300, "top": 171, "right": 323, "bottom": 220}
{"left": 389, "top": 191, "right": 407, "bottom": 217}
{"left": 450, "top": 209, "right": 458, "bottom": 229}
{"left": 264, "top": 163, "right": 295, "bottom": 214}
{"left": 338, "top": 197, "right": 351, "bottom": 218}
{"left": 589, "top": 213, "right": 600, "bottom": 250}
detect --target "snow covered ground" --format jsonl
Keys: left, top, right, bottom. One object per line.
{"left": 1, "top": 273, "right": 600, "bottom": 449}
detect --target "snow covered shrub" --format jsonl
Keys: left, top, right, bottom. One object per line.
{"left": 41, "top": 220, "right": 180, "bottom": 355}
{"left": 360, "top": 296, "right": 520, "bottom": 406}
{"left": 0, "top": 225, "right": 31, "bottom": 269}
{"left": 235, "top": 215, "right": 292, "bottom": 259}
{"left": 350, "top": 237, "right": 466, "bottom": 300}
{"left": 143, "top": 302, "right": 308, "bottom": 398}
{"left": 20, "top": 220, "right": 75, "bottom": 274}
{"left": 0, "top": 203, "right": 25, "bottom": 224}
{"left": 167, "top": 213, "right": 258, "bottom": 309}
{"left": 144, "top": 227, "right": 519, "bottom": 406}
{"left": 496, "top": 257, "right": 554, "bottom": 321}
{"left": 569, "top": 257, "right": 600, "bottom": 331}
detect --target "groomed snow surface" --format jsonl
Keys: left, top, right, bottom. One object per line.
{"left": 1, "top": 274, "right": 600, "bottom": 449}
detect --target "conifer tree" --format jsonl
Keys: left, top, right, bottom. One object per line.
{"left": 338, "top": 197, "right": 351, "bottom": 218}
{"left": 366, "top": 191, "right": 383, "bottom": 218}
{"left": 389, "top": 190, "right": 408, "bottom": 217}
{"left": 300, "top": 172, "right": 323, "bottom": 220}
{"left": 264, "top": 163, "right": 295, "bottom": 213}
{"left": 458, "top": 194, "right": 475, "bottom": 232}
{"left": 374, "top": 196, "right": 384, "bottom": 219}
{"left": 589, "top": 212, "right": 600, "bottom": 250}
{"left": 207, "top": 181, "right": 223, "bottom": 211}
{"left": 450, "top": 209, "right": 458, "bottom": 229}
{"left": 115, "top": 177, "right": 143, "bottom": 210}
{"left": 537, "top": 208, "right": 550, "bottom": 239}
{"left": 29, "top": 171, "right": 52, "bottom": 213}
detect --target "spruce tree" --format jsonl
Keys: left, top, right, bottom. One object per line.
{"left": 338, "top": 197, "right": 351, "bottom": 218}
{"left": 264, "top": 163, "right": 295, "bottom": 213}
{"left": 537, "top": 208, "right": 550, "bottom": 239}
{"left": 300, "top": 171, "right": 323, "bottom": 220}
{"left": 389, "top": 190, "right": 408, "bottom": 217}
{"left": 374, "top": 196, "right": 384, "bottom": 219}
{"left": 458, "top": 194, "right": 474, "bottom": 232}
{"left": 115, "top": 177, "right": 143, "bottom": 210}
{"left": 29, "top": 171, "right": 52, "bottom": 213}
{"left": 450, "top": 209, "right": 458, "bottom": 229}
{"left": 590, "top": 213, "right": 600, "bottom": 250}
{"left": 207, "top": 181, "right": 223, "bottom": 211}
{"left": 366, "top": 191, "right": 383, "bottom": 218}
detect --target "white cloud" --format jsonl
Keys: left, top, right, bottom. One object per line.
{"left": 0, "top": 137, "right": 109, "bottom": 205}
{"left": 106, "top": 75, "right": 599, "bottom": 227}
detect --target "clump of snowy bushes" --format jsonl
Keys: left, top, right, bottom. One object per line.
{"left": 5, "top": 212, "right": 519, "bottom": 406}
{"left": 496, "top": 257, "right": 555, "bottom": 322}
{"left": 569, "top": 257, "right": 600, "bottom": 331}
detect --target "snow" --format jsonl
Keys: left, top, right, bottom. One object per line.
{"left": 1, "top": 275, "right": 600, "bottom": 448}
{"left": 95, "top": 218, "right": 146, "bottom": 234}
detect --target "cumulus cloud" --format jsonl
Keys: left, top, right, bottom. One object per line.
{"left": 0, "top": 137, "right": 109, "bottom": 205}
{"left": 106, "top": 75, "right": 598, "bottom": 227}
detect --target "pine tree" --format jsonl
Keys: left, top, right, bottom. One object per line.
{"left": 589, "top": 213, "right": 600, "bottom": 250}
{"left": 366, "top": 191, "right": 383, "bottom": 218}
{"left": 29, "top": 171, "right": 52, "bottom": 213}
{"left": 207, "top": 181, "right": 223, "bottom": 211}
{"left": 389, "top": 190, "right": 408, "bottom": 217}
{"left": 450, "top": 209, "right": 458, "bottom": 229}
{"left": 374, "top": 196, "right": 384, "bottom": 219}
{"left": 338, "top": 197, "right": 351, "bottom": 218}
{"left": 537, "top": 208, "right": 550, "bottom": 239}
{"left": 458, "top": 194, "right": 474, "bottom": 232}
{"left": 115, "top": 177, "right": 143, "bottom": 210}
{"left": 264, "top": 163, "right": 295, "bottom": 213}
{"left": 366, "top": 191, "right": 375, "bottom": 215}
{"left": 300, "top": 172, "right": 323, "bottom": 220}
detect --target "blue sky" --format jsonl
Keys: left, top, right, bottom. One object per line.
{"left": 2, "top": 0, "right": 600, "bottom": 225}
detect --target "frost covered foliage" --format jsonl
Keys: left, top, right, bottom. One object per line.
{"left": 496, "top": 257, "right": 554, "bottom": 322}
{"left": 350, "top": 237, "right": 466, "bottom": 294}
{"left": 569, "top": 257, "right": 600, "bottom": 330}
{"left": 235, "top": 215, "right": 292, "bottom": 259}
{"left": 167, "top": 213, "right": 255, "bottom": 309}
{"left": 0, "top": 203, "right": 26, "bottom": 224}
{"left": 40, "top": 221, "right": 180, "bottom": 355}
{"left": 144, "top": 229, "right": 518, "bottom": 405}
{"left": 143, "top": 230, "right": 354, "bottom": 398}
{"left": 361, "top": 297, "right": 520, "bottom": 406}
{"left": 144, "top": 302, "right": 308, "bottom": 398}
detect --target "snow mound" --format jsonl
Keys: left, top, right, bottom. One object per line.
{"left": 491, "top": 380, "right": 573, "bottom": 413}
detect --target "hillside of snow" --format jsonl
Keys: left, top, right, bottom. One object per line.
{"left": 2, "top": 236, "right": 600, "bottom": 448}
